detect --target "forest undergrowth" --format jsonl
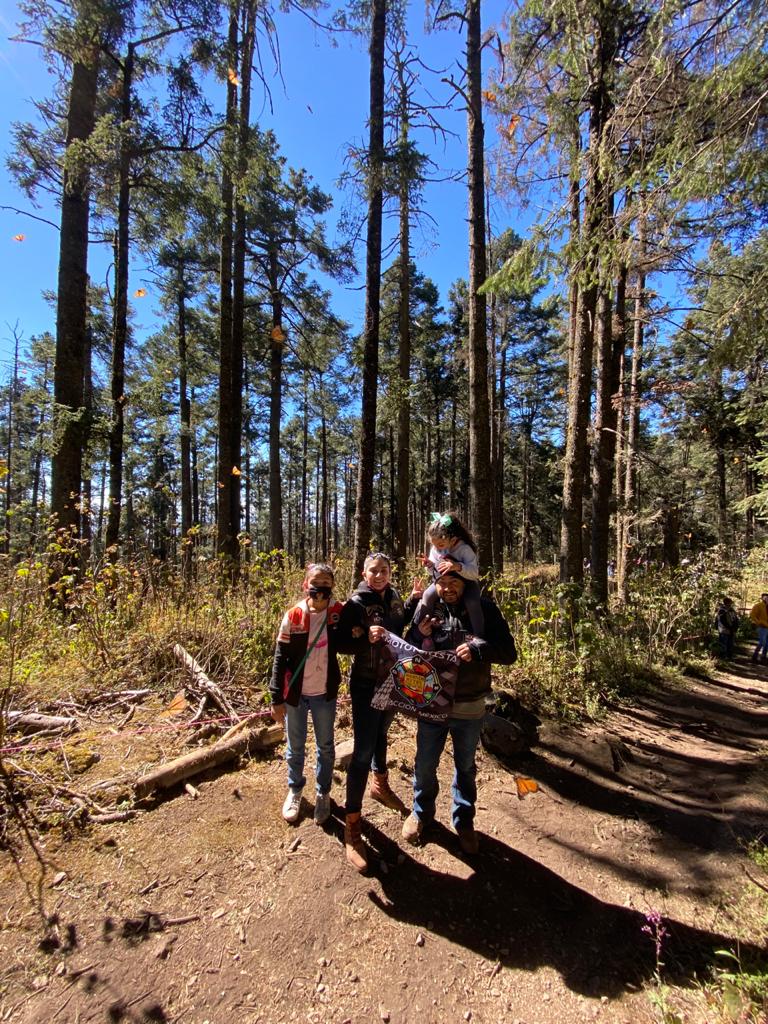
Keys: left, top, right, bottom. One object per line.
{"left": 1, "top": 543, "right": 765, "bottom": 733}
{"left": 1, "top": 543, "right": 768, "bottom": 1021}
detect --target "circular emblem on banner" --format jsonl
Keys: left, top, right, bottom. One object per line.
{"left": 392, "top": 655, "right": 442, "bottom": 707}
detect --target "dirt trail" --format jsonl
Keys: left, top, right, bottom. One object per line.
{"left": 1, "top": 655, "right": 767, "bottom": 1024}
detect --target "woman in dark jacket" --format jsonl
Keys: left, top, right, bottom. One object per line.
{"left": 336, "top": 552, "right": 421, "bottom": 871}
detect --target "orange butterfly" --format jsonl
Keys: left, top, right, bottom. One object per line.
{"left": 505, "top": 115, "right": 520, "bottom": 138}
{"left": 13, "top": 233, "right": 25, "bottom": 242}
{"left": 271, "top": 325, "right": 286, "bottom": 342}
{"left": 134, "top": 288, "right": 146, "bottom": 297}
{"left": 160, "top": 691, "right": 188, "bottom": 717}
{"left": 515, "top": 776, "right": 539, "bottom": 799}
{"left": 227, "top": 68, "right": 240, "bottom": 86}
{"left": 231, "top": 466, "right": 242, "bottom": 476}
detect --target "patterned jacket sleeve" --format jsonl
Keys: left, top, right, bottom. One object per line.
{"left": 269, "top": 611, "right": 293, "bottom": 705}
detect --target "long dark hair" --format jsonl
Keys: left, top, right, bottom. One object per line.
{"left": 427, "top": 511, "right": 477, "bottom": 553}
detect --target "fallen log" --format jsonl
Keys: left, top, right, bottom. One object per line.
{"left": 172, "top": 644, "right": 238, "bottom": 720}
{"left": 6, "top": 712, "right": 78, "bottom": 735}
{"left": 87, "top": 689, "right": 153, "bottom": 705}
{"left": 134, "top": 723, "right": 283, "bottom": 800}
{"left": 89, "top": 809, "right": 138, "bottom": 825}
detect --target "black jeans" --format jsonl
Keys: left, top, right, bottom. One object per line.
{"left": 345, "top": 680, "right": 395, "bottom": 814}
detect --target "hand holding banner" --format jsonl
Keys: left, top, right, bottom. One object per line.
{"left": 370, "top": 632, "right": 459, "bottom": 723}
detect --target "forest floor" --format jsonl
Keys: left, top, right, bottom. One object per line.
{"left": 1, "top": 651, "right": 767, "bottom": 1024}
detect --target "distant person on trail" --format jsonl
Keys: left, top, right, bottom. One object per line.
{"left": 270, "top": 563, "right": 343, "bottom": 826}
{"left": 714, "top": 596, "right": 739, "bottom": 660}
{"left": 749, "top": 592, "right": 768, "bottom": 664}
{"left": 419, "top": 512, "right": 484, "bottom": 640}
{"left": 336, "top": 552, "right": 423, "bottom": 873}
{"left": 402, "top": 569, "right": 517, "bottom": 855}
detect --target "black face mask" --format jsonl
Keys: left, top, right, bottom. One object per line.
{"left": 308, "top": 585, "right": 332, "bottom": 599}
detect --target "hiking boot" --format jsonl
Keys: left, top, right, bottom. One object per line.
{"left": 456, "top": 826, "right": 479, "bottom": 856}
{"left": 314, "top": 792, "right": 331, "bottom": 825}
{"left": 282, "top": 789, "right": 301, "bottom": 824}
{"left": 402, "top": 812, "right": 423, "bottom": 845}
{"left": 368, "top": 772, "right": 407, "bottom": 814}
{"left": 344, "top": 812, "right": 368, "bottom": 873}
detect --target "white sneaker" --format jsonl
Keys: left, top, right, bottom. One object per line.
{"left": 282, "top": 789, "right": 301, "bottom": 823}
{"left": 314, "top": 792, "right": 331, "bottom": 825}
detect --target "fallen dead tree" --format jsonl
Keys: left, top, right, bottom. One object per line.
{"left": 6, "top": 711, "right": 78, "bottom": 735}
{"left": 134, "top": 722, "right": 283, "bottom": 800}
{"left": 172, "top": 644, "right": 239, "bottom": 722}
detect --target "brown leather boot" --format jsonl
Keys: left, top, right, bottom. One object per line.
{"left": 368, "top": 771, "right": 407, "bottom": 814}
{"left": 344, "top": 812, "right": 368, "bottom": 873}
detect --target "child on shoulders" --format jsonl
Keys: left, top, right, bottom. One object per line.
{"left": 419, "top": 512, "right": 484, "bottom": 639}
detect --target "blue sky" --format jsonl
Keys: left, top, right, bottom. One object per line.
{"left": 0, "top": 0, "right": 521, "bottom": 377}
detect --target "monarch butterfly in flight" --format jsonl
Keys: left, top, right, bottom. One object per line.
{"left": 515, "top": 776, "right": 539, "bottom": 800}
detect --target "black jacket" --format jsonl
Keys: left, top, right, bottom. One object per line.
{"left": 336, "top": 582, "right": 419, "bottom": 686}
{"left": 269, "top": 600, "right": 344, "bottom": 707}
{"left": 407, "top": 596, "right": 517, "bottom": 704}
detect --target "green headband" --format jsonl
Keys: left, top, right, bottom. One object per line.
{"left": 429, "top": 513, "right": 453, "bottom": 528}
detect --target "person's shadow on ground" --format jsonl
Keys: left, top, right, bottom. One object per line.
{"left": 361, "top": 822, "right": 767, "bottom": 999}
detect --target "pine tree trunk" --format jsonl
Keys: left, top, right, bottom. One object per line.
{"left": 81, "top": 324, "right": 93, "bottom": 557}
{"left": 616, "top": 267, "right": 645, "bottom": 604}
{"left": 178, "top": 287, "right": 192, "bottom": 577}
{"left": 395, "top": 222, "right": 411, "bottom": 564}
{"left": 497, "top": 331, "right": 508, "bottom": 563}
{"left": 321, "top": 392, "right": 328, "bottom": 560}
{"left": 243, "top": 357, "right": 251, "bottom": 540}
{"left": 268, "top": 250, "right": 285, "bottom": 550}
{"left": 228, "top": 0, "right": 256, "bottom": 562}
{"left": 216, "top": 5, "right": 238, "bottom": 565}
{"left": 51, "top": 50, "right": 99, "bottom": 542}
{"left": 4, "top": 332, "right": 19, "bottom": 555}
{"left": 300, "top": 374, "right": 308, "bottom": 566}
{"left": 106, "top": 43, "right": 133, "bottom": 556}
{"left": 559, "top": 25, "right": 613, "bottom": 587}
{"left": 567, "top": 134, "right": 581, "bottom": 380}
{"left": 352, "top": 0, "right": 386, "bottom": 576}
{"left": 487, "top": 214, "right": 503, "bottom": 574}
{"left": 466, "top": 0, "right": 492, "bottom": 573}
{"left": 191, "top": 397, "right": 200, "bottom": 528}
{"left": 590, "top": 255, "right": 626, "bottom": 603}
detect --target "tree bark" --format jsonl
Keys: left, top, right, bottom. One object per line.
{"left": 268, "top": 249, "right": 285, "bottom": 550}
{"left": 51, "top": 50, "right": 99, "bottom": 542}
{"left": 229, "top": 0, "right": 256, "bottom": 561}
{"left": 352, "top": 0, "right": 386, "bottom": 576}
{"left": 590, "top": 254, "right": 626, "bottom": 603}
{"left": 105, "top": 43, "right": 134, "bottom": 556}
{"left": 216, "top": 4, "right": 239, "bottom": 565}
{"left": 466, "top": 0, "right": 492, "bottom": 574}
{"left": 394, "top": 165, "right": 411, "bottom": 565}
{"left": 559, "top": 22, "right": 614, "bottom": 587}
{"left": 616, "top": 267, "right": 645, "bottom": 604}
{"left": 178, "top": 287, "right": 193, "bottom": 577}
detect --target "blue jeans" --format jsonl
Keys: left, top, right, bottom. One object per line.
{"left": 285, "top": 695, "right": 337, "bottom": 795}
{"left": 413, "top": 715, "right": 484, "bottom": 830}
{"left": 345, "top": 683, "right": 394, "bottom": 814}
{"left": 755, "top": 626, "right": 768, "bottom": 658}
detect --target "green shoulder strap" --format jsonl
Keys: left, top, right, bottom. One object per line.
{"left": 288, "top": 611, "right": 328, "bottom": 689}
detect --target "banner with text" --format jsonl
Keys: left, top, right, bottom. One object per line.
{"left": 371, "top": 633, "right": 459, "bottom": 723}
